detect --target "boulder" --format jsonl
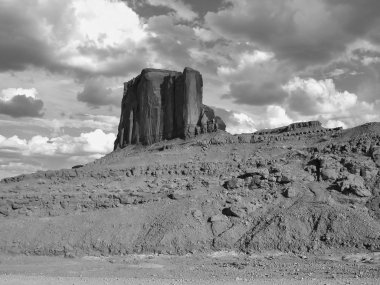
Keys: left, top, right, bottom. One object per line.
{"left": 0, "top": 206, "right": 9, "bottom": 217}
{"left": 284, "top": 187, "right": 298, "bottom": 198}
{"left": 338, "top": 174, "right": 372, "bottom": 197}
{"left": 222, "top": 207, "right": 244, "bottom": 218}
{"left": 278, "top": 173, "right": 293, "bottom": 184}
{"left": 114, "top": 67, "right": 226, "bottom": 148}
{"left": 321, "top": 168, "right": 339, "bottom": 181}
{"left": 224, "top": 177, "right": 243, "bottom": 190}
{"left": 372, "top": 146, "right": 380, "bottom": 167}
{"left": 209, "top": 214, "right": 230, "bottom": 236}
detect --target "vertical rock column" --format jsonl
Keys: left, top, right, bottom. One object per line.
{"left": 162, "top": 75, "right": 176, "bottom": 139}
{"left": 137, "top": 69, "right": 180, "bottom": 145}
{"left": 182, "top": 67, "right": 203, "bottom": 138}
{"left": 114, "top": 79, "right": 138, "bottom": 149}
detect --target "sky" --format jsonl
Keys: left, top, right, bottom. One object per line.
{"left": 0, "top": 0, "right": 380, "bottom": 179}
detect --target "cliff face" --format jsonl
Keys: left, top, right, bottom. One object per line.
{"left": 114, "top": 67, "right": 225, "bottom": 149}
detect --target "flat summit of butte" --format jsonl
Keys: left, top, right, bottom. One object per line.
{"left": 0, "top": 67, "right": 380, "bottom": 269}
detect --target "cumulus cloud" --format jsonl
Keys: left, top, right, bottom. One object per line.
{"left": 0, "top": 0, "right": 148, "bottom": 77}
{"left": 264, "top": 105, "right": 293, "bottom": 129}
{"left": 214, "top": 105, "right": 295, "bottom": 134}
{"left": 218, "top": 51, "right": 274, "bottom": 76}
{"left": 213, "top": 107, "right": 257, "bottom": 134}
{"left": 2, "top": 88, "right": 38, "bottom": 100}
{"left": 0, "top": 129, "right": 115, "bottom": 178}
{"left": 323, "top": 120, "right": 347, "bottom": 129}
{"left": 0, "top": 88, "right": 44, "bottom": 117}
{"left": 77, "top": 78, "right": 121, "bottom": 107}
{"left": 283, "top": 77, "right": 357, "bottom": 116}
{"left": 0, "top": 129, "right": 115, "bottom": 157}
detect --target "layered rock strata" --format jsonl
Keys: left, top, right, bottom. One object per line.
{"left": 114, "top": 67, "right": 225, "bottom": 149}
{"left": 255, "top": 121, "right": 342, "bottom": 135}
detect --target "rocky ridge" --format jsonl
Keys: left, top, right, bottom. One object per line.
{"left": 0, "top": 121, "right": 380, "bottom": 256}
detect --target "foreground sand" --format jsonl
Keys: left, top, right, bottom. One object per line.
{"left": 0, "top": 251, "right": 379, "bottom": 285}
{"left": 1, "top": 275, "right": 379, "bottom": 285}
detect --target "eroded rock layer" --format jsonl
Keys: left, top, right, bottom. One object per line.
{"left": 114, "top": 67, "right": 225, "bottom": 149}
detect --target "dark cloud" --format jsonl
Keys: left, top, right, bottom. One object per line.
{"left": 223, "top": 81, "right": 287, "bottom": 106}
{"left": 77, "top": 79, "right": 121, "bottom": 108}
{"left": 217, "top": 51, "right": 292, "bottom": 107}
{"left": 145, "top": 15, "right": 228, "bottom": 76}
{"left": 145, "top": 15, "right": 196, "bottom": 69}
{"left": 205, "top": 0, "right": 380, "bottom": 68}
{"left": 0, "top": 1, "right": 56, "bottom": 72}
{"left": 0, "top": 95, "right": 44, "bottom": 118}
{"left": 122, "top": 0, "right": 226, "bottom": 18}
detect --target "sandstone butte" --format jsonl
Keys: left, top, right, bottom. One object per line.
{"left": 114, "top": 67, "right": 226, "bottom": 149}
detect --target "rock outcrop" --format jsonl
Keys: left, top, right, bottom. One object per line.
{"left": 255, "top": 120, "right": 342, "bottom": 136}
{"left": 114, "top": 67, "right": 225, "bottom": 149}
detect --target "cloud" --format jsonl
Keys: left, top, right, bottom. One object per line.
{"left": 0, "top": 114, "right": 120, "bottom": 141}
{"left": 327, "top": 69, "right": 347, "bottom": 78}
{"left": 0, "top": 129, "right": 115, "bottom": 178}
{"left": 146, "top": 0, "right": 198, "bottom": 21}
{"left": 77, "top": 78, "right": 121, "bottom": 107}
{"left": 264, "top": 105, "right": 293, "bottom": 129}
{"left": 227, "top": 113, "right": 257, "bottom": 134}
{"left": 0, "top": 0, "right": 57, "bottom": 72}
{"left": 0, "top": 88, "right": 44, "bottom": 117}
{"left": 1, "top": 88, "right": 38, "bottom": 100}
{"left": 225, "top": 81, "right": 287, "bottom": 106}
{"left": 145, "top": 15, "right": 197, "bottom": 70}
{"left": 214, "top": 104, "right": 297, "bottom": 134}
{"left": 346, "top": 40, "right": 380, "bottom": 66}
{"left": 67, "top": 154, "right": 104, "bottom": 166}
{"left": 323, "top": 120, "right": 347, "bottom": 129}
{"left": 213, "top": 107, "right": 256, "bottom": 134}
{"left": 70, "top": 114, "right": 120, "bottom": 132}
{"left": 218, "top": 50, "right": 289, "bottom": 106}
{"left": 0, "top": 129, "right": 115, "bottom": 157}
{"left": 193, "top": 27, "right": 220, "bottom": 42}
{"left": 283, "top": 77, "right": 357, "bottom": 116}
{"left": 0, "top": 162, "right": 44, "bottom": 180}
{"left": 205, "top": 0, "right": 380, "bottom": 68}
{"left": 0, "top": 0, "right": 148, "bottom": 78}
{"left": 218, "top": 51, "right": 275, "bottom": 76}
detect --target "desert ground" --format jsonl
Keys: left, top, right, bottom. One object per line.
{"left": 0, "top": 251, "right": 380, "bottom": 285}
{"left": 1, "top": 122, "right": 380, "bottom": 284}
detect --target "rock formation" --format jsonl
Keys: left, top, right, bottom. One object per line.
{"left": 114, "top": 67, "right": 225, "bottom": 149}
{"left": 255, "top": 120, "right": 342, "bottom": 136}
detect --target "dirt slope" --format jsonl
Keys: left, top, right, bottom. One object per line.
{"left": 0, "top": 123, "right": 380, "bottom": 256}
